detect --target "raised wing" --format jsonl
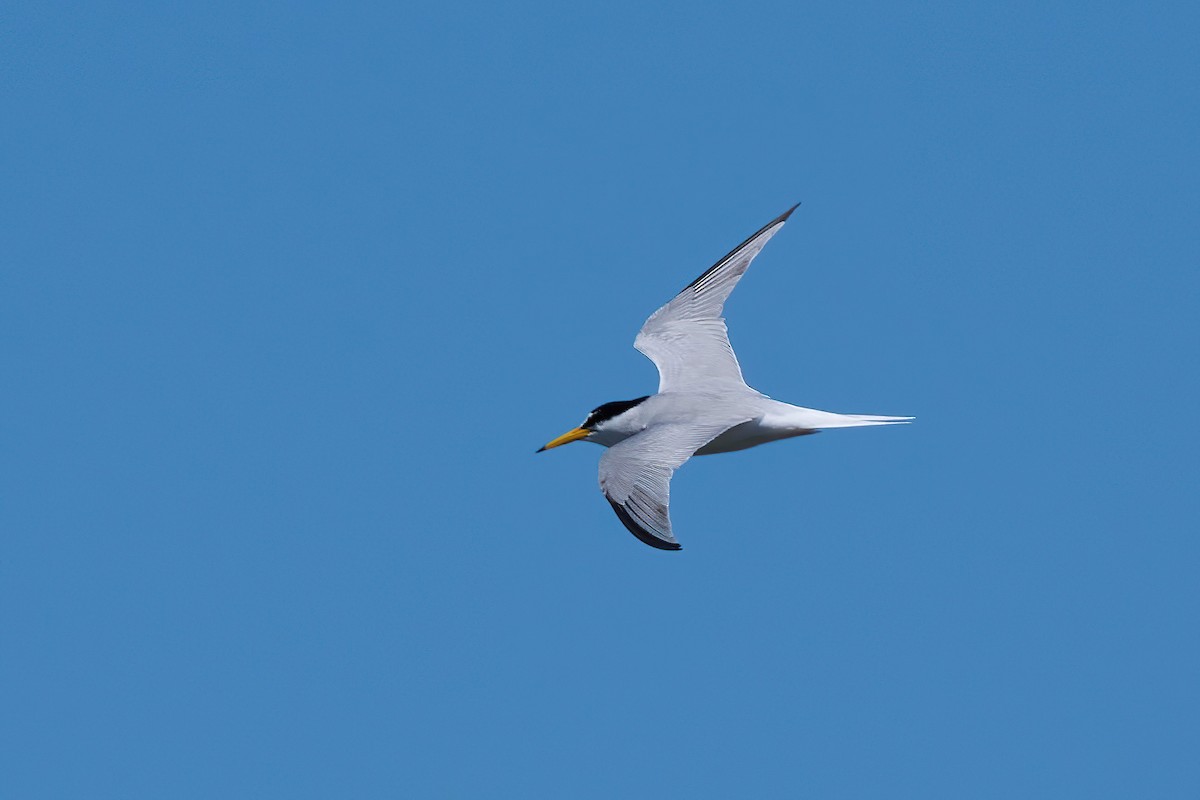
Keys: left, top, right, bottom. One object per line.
{"left": 635, "top": 204, "right": 798, "bottom": 393}
{"left": 598, "top": 419, "right": 751, "bottom": 550}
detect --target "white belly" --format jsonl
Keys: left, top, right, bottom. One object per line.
{"left": 694, "top": 418, "right": 816, "bottom": 455}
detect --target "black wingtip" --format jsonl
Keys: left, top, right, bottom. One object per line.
{"left": 777, "top": 202, "right": 801, "bottom": 223}
{"left": 607, "top": 499, "right": 682, "bottom": 551}
{"left": 683, "top": 203, "right": 802, "bottom": 292}
{"left": 536, "top": 446, "right": 546, "bottom": 453}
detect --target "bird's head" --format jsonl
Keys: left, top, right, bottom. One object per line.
{"left": 537, "top": 396, "right": 650, "bottom": 452}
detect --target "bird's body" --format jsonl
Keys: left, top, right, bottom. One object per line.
{"left": 539, "top": 205, "right": 911, "bottom": 550}
{"left": 586, "top": 393, "right": 896, "bottom": 453}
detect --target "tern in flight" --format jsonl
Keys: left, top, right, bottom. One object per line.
{"left": 538, "top": 205, "right": 911, "bottom": 550}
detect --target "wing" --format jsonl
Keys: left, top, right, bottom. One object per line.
{"left": 598, "top": 420, "right": 751, "bottom": 550}
{"left": 635, "top": 204, "right": 798, "bottom": 394}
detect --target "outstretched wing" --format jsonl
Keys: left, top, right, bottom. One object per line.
{"left": 634, "top": 205, "right": 798, "bottom": 394}
{"left": 598, "top": 419, "right": 751, "bottom": 550}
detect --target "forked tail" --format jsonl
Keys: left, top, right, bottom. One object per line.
{"left": 781, "top": 405, "right": 915, "bottom": 430}
{"left": 824, "top": 412, "right": 914, "bottom": 428}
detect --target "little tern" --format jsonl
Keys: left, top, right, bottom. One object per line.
{"left": 539, "top": 205, "right": 911, "bottom": 550}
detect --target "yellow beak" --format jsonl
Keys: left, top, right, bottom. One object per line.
{"left": 537, "top": 426, "right": 590, "bottom": 452}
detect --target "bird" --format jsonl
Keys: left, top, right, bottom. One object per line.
{"left": 538, "top": 205, "right": 911, "bottom": 550}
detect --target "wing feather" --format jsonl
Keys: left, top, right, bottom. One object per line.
{"left": 598, "top": 419, "right": 750, "bottom": 550}
{"left": 634, "top": 205, "right": 798, "bottom": 393}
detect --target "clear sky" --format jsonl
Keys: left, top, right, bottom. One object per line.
{"left": 3, "top": 1, "right": 1198, "bottom": 797}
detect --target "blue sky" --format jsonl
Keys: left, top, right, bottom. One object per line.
{"left": 3, "top": 1, "right": 1198, "bottom": 796}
